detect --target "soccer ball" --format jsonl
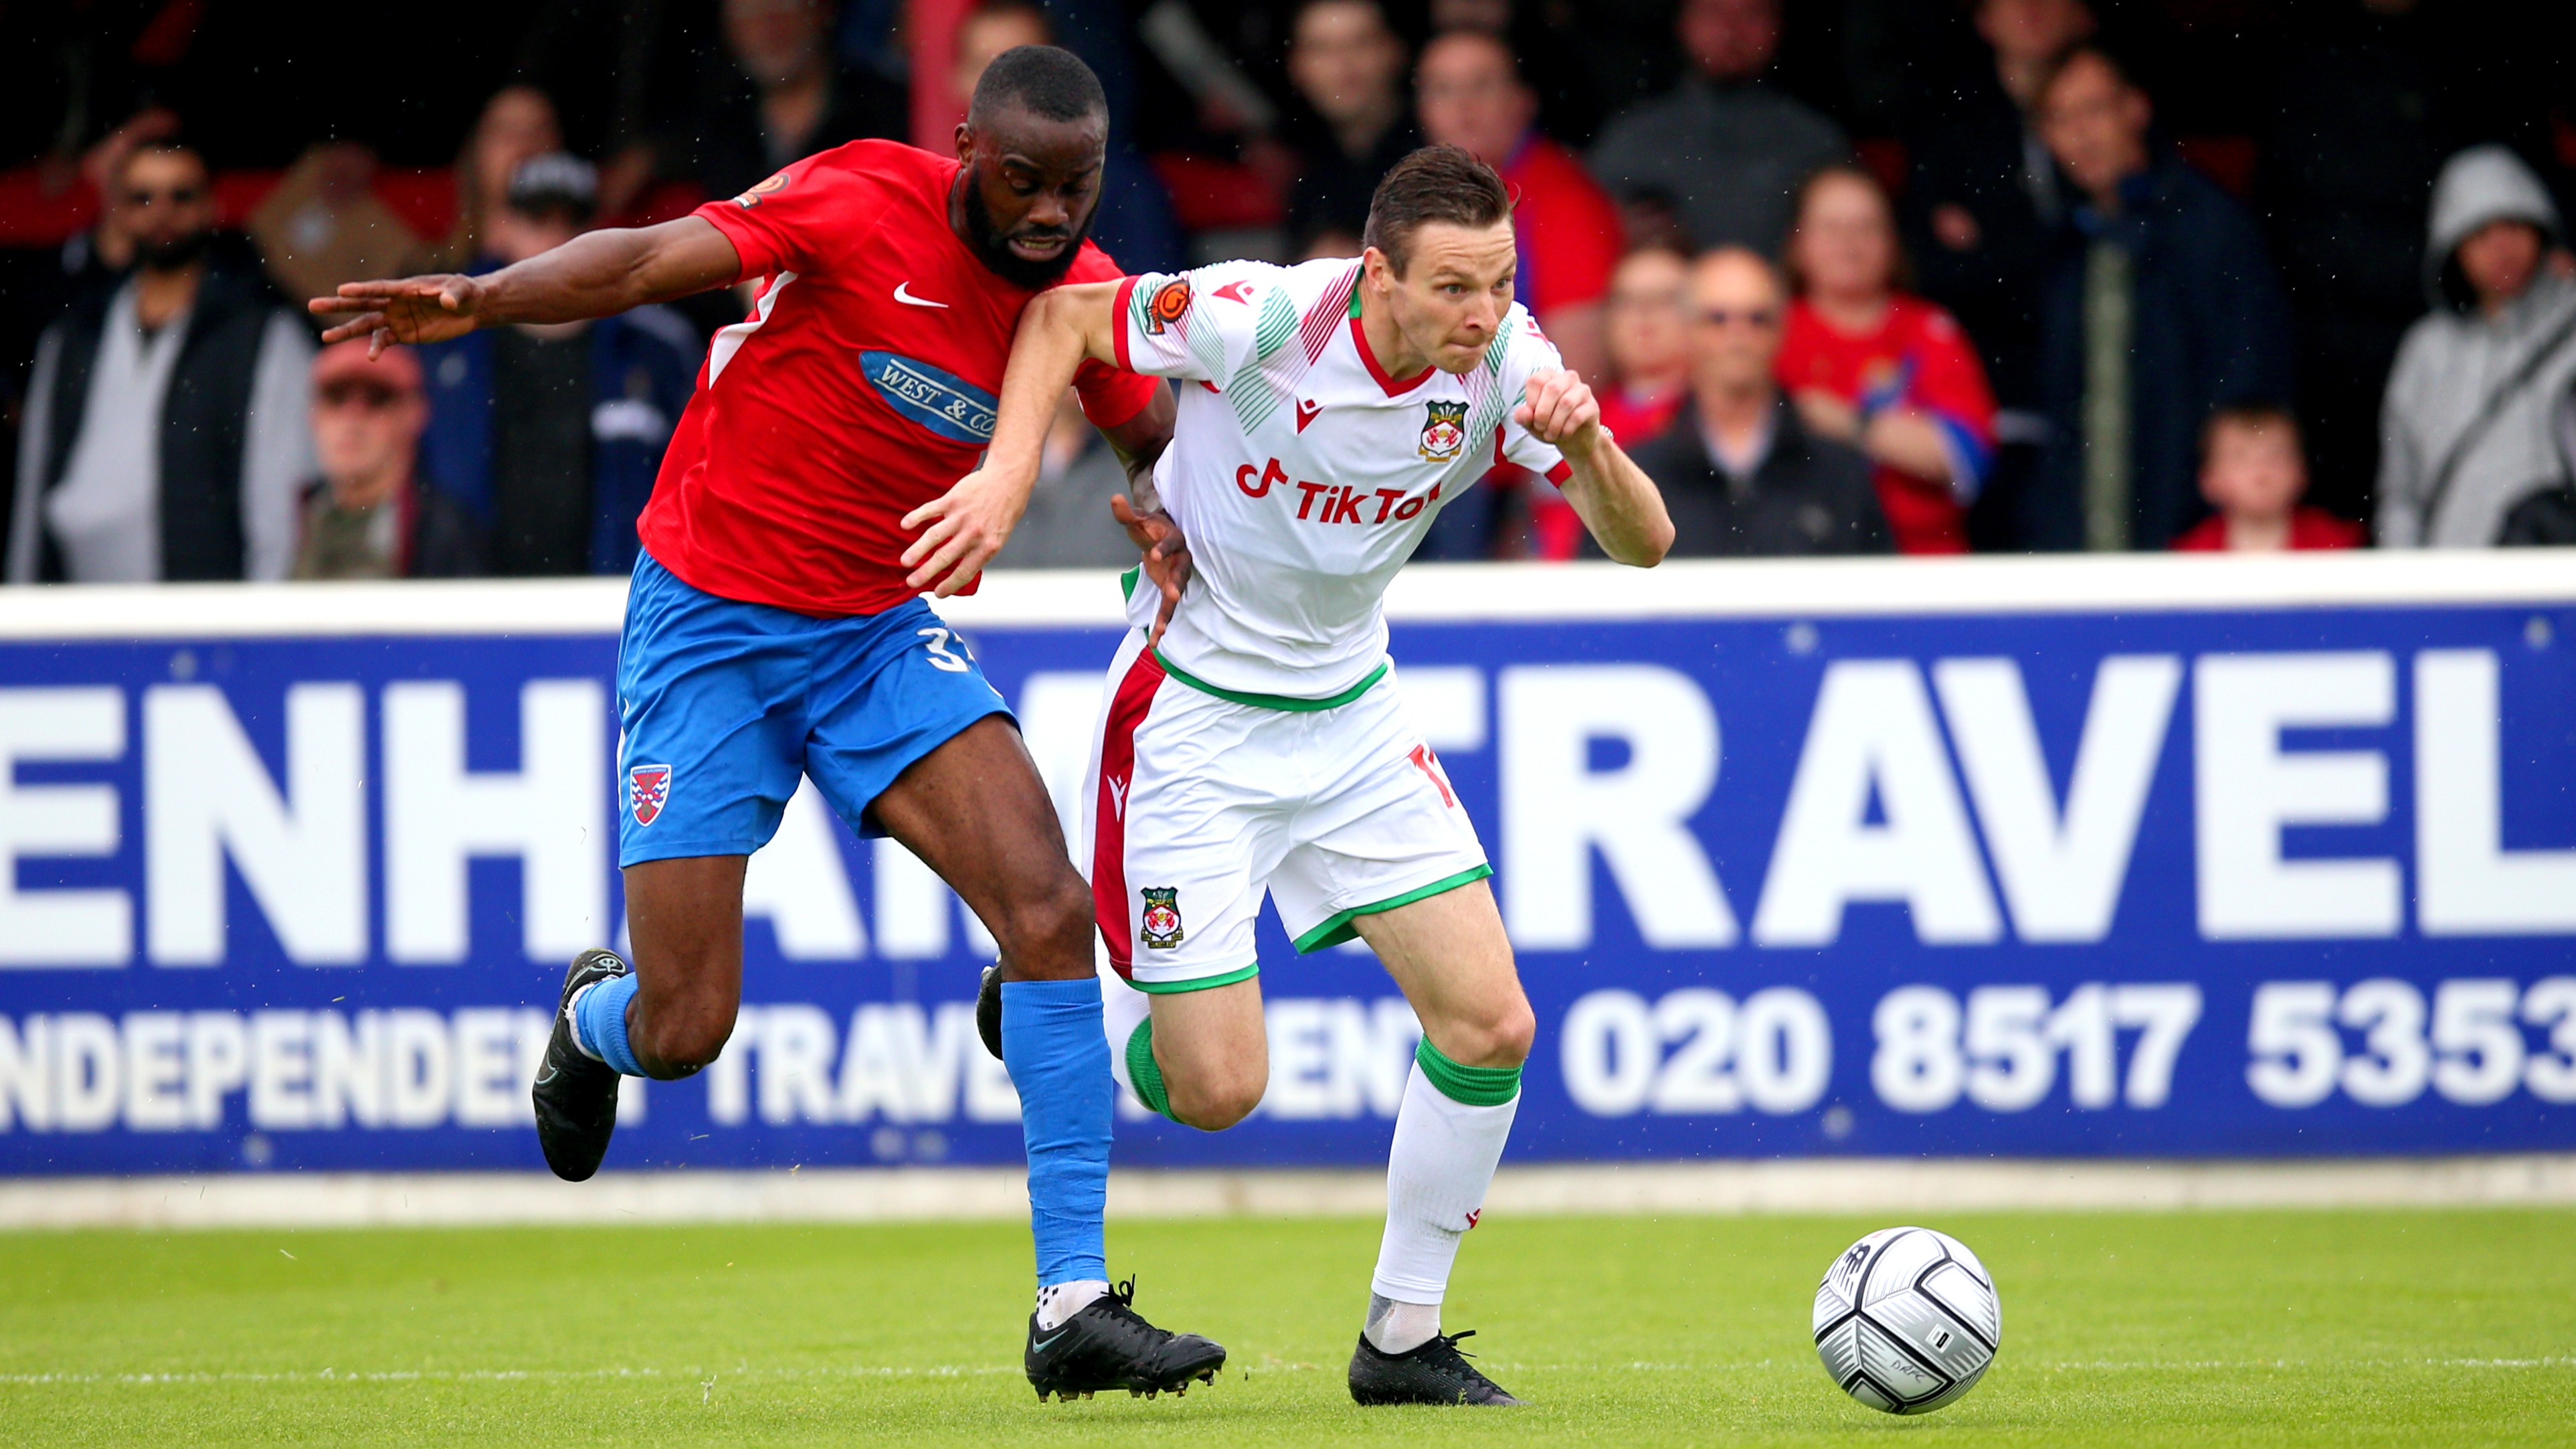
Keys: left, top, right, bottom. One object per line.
{"left": 1811, "top": 1225, "right": 2000, "bottom": 1414}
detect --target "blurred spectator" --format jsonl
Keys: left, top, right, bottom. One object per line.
{"left": 2497, "top": 377, "right": 2576, "bottom": 545}
{"left": 2377, "top": 145, "right": 2576, "bottom": 548}
{"left": 435, "top": 86, "right": 564, "bottom": 270}
{"left": 1587, "top": 0, "right": 1847, "bottom": 257}
{"left": 952, "top": 3, "right": 1180, "bottom": 275}
{"left": 416, "top": 155, "right": 699, "bottom": 577}
{"left": 248, "top": 143, "right": 428, "bottom": 310}
{"left": 1600, "top": 246, "right": 1693, "bottom": 444}
{"left": 1611, "top": 248, "right": 1890, "bottom": 558}
{"left": 682, "top": 0, "right": 907, "bottom": 199}
{"left": 990, "top": 392, "right": 1149, "bottom": 568}
{"left": 293, "top": 343, "right": 485, "bottom": 580}
{"left": 1530, "top": 244, "right": 1691, "bottom": 560}
{"left": 2171, "top": 404, "right": 2363, "bottom": 552}
{"left": 1283, "top": 0, "right": 1420, "bottom": 256}
{"left": 1904, "top": 0, "right": 2092, "bottom": 537}
{"left": 2027, "top": 46, "right": 2292, "bottom": 553}
{"left": 1418, "top": 31, "right": 1621, "bottom": 381}
{"left": 8, "top": 143, "right": 314, "bottom": 584}
{"left": 1778, "top": 165, "right": 1997, "bottom": 555}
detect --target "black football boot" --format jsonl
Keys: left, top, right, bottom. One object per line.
{"left": 1348, "top": 1329, "right": 1523, "bottom": 1406}
{"left": 1024, "top": 1279, "right": 1227, "bottom": 1402}
{"left": 531, "top": 948, "right": 629, "bottom": 1182}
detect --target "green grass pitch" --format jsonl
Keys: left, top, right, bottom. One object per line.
{"left": 3, "top": 1206, "right": 2571, "bottom": 1445}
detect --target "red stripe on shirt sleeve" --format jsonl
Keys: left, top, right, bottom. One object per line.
{"left": 1111, "top": 274, "right": 1141, "bottom": 374}
{"left": 1545, "top": 458, "right": 1574, "bottom": 487}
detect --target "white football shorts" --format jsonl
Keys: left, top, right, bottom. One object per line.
{"left": 1079, "top": 628, "right": 1489, "bottom": 992}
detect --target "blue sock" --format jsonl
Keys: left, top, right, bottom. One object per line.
{"left": 1001, "top": 978, "right": 1112, "bottom": 1286}
{"left": 572, "top": 972, "right": 645, "bottom": 1076}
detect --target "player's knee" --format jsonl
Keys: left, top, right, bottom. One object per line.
{"left": 1446, "top": 1001, "right": 1536, "bottom": 1070}
{"left": 636, "top": 1001, "right": 735, "bottom": 1078}
{"left": 996, "top": 871, "right": 1097, "bottom": 981}
{"left": 1167, "top": 1068, "right": 1265, "bottom": 1130}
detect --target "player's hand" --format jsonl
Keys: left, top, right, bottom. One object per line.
{"left": 901, "top": 465, "right": 1027, "bottom": 597}
{"left": 1111, "top": 493, "right": 1191, "bottom": 649}
{"left": 1515, "top": 367, "right": 1603, "bottom": 460}
{"left": 308, "top": 275, "right": 490, "bottom": 354}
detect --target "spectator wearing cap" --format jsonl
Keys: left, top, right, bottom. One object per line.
{"left": 1609, "top": 248, "right": 1890, "bottom": 558}
{"left": 1285, "top": 0, "right": 1422, "bottom": 256}
{"left": 414, "top": 155, "right": 701, "bottom": 576}
{"left": 1778, "top": 165, "right": 1997, "bottom": 555}
{"left": 1417, "top": 30, "right": 1622, "bottom": 382}
{"left": 9, "top": 143, "right": 316, "bottom": 584}
{"left": 682, "top": 0, "right": 908, "bottom": 199}
{"left": 2025, "top": 46, "right": 2293, "bottom": 553}
{"left": 1586, "top": 0, "right": 1847, "bottom": 258}
{"left": 2377, "top": 145, "right": 2576, "bottom": 547}
{"left": 294, "top": 343, "right": 486, "bottom": 580}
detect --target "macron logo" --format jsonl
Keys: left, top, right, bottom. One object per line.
{"left": 1109, "top": 777, "right": 1129, "bottom": 819}
{"left": 893, "top": 281, "right": 948, "bottom": 309}
{"left": 1295, "top": 398, "right": 1321, "bottom": 432}
{"left": 1212, "top": 280, "right": 1255, "bottom": 304}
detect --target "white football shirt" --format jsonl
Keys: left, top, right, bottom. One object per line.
{"left": 1112, "top": 258, "right": 1572, "bottom": 699}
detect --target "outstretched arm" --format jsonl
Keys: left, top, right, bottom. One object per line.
{"left": 900, "top": 279, "right": 1130, "bottom": 594}
{"left": 308, "top": 216, "right": 743, "bottom": 353}
{"left": 1517, "top": 368, "right": 1673, "bottom": 567}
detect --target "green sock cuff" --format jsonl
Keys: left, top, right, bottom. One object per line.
{"left": 1125, "top": 1018, "right": 1180, "bottom": 1122}
{"left": 1414, "top": 1037, "right": 1522, "bottom": 1106}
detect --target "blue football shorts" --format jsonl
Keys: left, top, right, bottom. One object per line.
{"left": 614, "top": 549, "right": 1011, "bottom": 867}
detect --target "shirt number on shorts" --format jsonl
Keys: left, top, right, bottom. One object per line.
{"left": 1408, "top": 743, "right": 1456, "bottom": 806}
{"left": 917, "top": 626, "right": 972, "bottom": 673}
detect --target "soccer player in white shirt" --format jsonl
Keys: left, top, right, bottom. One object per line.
{"left": 907, "top": 145, "right": 1673, "bottom": 1405}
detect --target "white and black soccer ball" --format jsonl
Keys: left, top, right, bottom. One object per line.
{"left": 1811, "top": 1225, "right": 2000, "bottom": 1414}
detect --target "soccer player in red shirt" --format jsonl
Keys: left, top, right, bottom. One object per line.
{"left": 312, "top": 48, "right": 1224, "bottom": 1401}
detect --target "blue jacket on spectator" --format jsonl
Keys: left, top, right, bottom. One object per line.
{"left": 415, "top": 305, "right": 701, "bottom": 575}
{"left": 2025, "top": 153, "right": 2294, "bottom": 551}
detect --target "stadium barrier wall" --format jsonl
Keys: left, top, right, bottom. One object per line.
{"left": 0, "top": 552, "right": 2571, "bottom": 1178}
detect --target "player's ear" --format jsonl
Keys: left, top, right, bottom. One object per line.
{"left": 953, "top": 122, "right": 976, "bottom": 166}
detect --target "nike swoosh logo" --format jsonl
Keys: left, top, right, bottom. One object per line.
{"left": 536, "top": 1062, "right": 559, "bottom": 1086}
{"left": 893, "top": 282, "right": 948, "bottom": 309}
{"left": 1031, "top": 1331, "right": 1069, "bottom": 1352}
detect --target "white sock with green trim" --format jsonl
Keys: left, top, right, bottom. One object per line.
{"left": 1366, "top": 1043, "right": 1520, "bottom": 1349}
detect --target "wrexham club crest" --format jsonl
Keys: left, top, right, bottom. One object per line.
{"left": 1139, "top": 887, "right": 1185, "bottom": 949}
{"left": 1418, "top": 400, "right": 1468, "bottom": 462}
{"left": 628, "top": 764, "right": 672, "bottom": 826}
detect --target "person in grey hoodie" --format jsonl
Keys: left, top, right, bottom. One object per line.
{"left": 2377, "top": 145, "right": 2576, "bottom": 547}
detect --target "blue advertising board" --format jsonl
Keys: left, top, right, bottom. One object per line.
{"left": 1, "top": 556, "right": 2571, "bottom": 1176}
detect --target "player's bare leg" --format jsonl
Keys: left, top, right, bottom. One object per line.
{"left": 873, "top": 716, "right": 1224, "bottom": 1400}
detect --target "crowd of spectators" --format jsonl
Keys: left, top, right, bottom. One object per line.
{"left": 3, "top": 0, "right": 2573, "bottom": 584}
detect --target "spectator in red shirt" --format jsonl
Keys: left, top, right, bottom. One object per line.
{"left": 1416, "top": 29, "right": 1623, "bottom": 381}
{"left": 2172, "top": 404, "right": 2365, "bottom": 552}
{"left": 1776, "top": 165, "right": 1998, "bottom": 553}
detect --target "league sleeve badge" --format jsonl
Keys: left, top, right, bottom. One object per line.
{"left": 1145, "top": 278, "right": 1193, "bottom": 335}
{"left": 732, "top": 172, "right": 790, "bottom": 209}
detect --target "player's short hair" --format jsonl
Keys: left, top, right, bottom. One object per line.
{"left": 970, "top": 44, "right": 1107, "bottom": 127}
{"left": 1362, "top": 145, "right": 1513, "bottom": 276}
{"left": 2199, "top": 401, "right": 2300, "bottom": 461}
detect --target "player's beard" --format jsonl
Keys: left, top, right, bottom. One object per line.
{"left": 961, "top": 180, "right": 1091, "bottom": 291}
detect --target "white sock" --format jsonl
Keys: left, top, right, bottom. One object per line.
{"left": 1369, "top": 1061, "right": 1518, "bottom": 1314}
{"left": 1365, "top": 1294, "right": 1442, "bottom": 1355}
{"left": 1034, "top": 1279, "right": 1109, "bottom": 1331}
{"left": 563, "top": 981, "right": 605, "bottom": 1061}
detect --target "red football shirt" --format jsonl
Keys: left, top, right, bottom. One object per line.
{"left": 1776, "top": 295, "right": 1997, "bottom": 556}
{"left": 640, "top": 141, "right": 1160, "bottom": 616}
{"left": 2171, "top": 507, "right": 2366, "bottom": 551}
{"left": 1500, "top": 135, "right": 1623, "bottom": 317}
